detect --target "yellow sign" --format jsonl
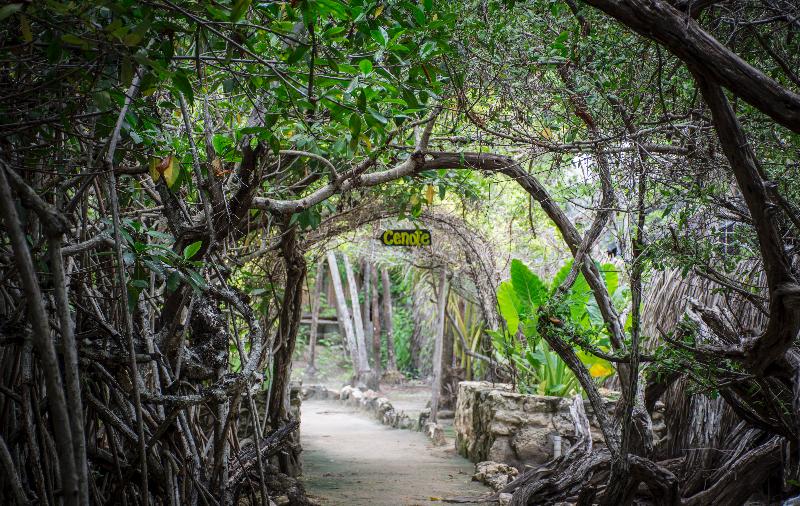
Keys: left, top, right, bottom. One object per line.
{"left": 380, "top": 229, "right": 431, "bottom": 247}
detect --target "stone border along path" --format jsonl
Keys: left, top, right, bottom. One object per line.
{"left": 301, "top": 384, "right": 438, "bottom": 437}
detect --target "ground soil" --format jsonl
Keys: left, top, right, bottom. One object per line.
{"left": 300, "top": 399, "right": 491, "bottom": 505}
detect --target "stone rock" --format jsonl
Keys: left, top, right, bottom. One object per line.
{"left": 437, "top": 409, "right": 455, "bottom": 420}
{"left": 454, "top": 381, "right": 615, "bottom": 468}
{"left": 340, "top": 385, "right": 354, "bottom": 400}
{"left": 473, "top": 461, "right": 519, "bottom": 491}
{"left": 487, "top": 436, "right": 515, "bottom": 464}
{"left": 510, "top": 426, "right": 556, "bottom": 463}
{"left": 397, "top": 414, "right": 415, "bottom": 430}
{"left": 274, "top": 495, "right": 290, "bottom": 506}
{"left": 425, "top": 422, "right": 447, "bottom": 446}
{"left": 382, "top": 369, "right": 405, "bottom": 384}
{"left": 302, "top": 384, "right": 330, "bottom": 400}
{"left": 347, "top": 388, "right": 364, "bottom": 407}
{"left": 418, "top": 408, "right": 430, "bottom": 429}
{"left": 498, "top": 493, "right": 513, "bottom": 505}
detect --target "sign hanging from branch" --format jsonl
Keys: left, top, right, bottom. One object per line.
{"left": 379, "top": 229, "right": 431, "bottom": 247}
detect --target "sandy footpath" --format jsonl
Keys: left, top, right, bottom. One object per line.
{"left": 300, "top": 399, "right": 491, "bottom": 506}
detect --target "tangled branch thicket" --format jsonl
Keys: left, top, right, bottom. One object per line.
{"left": 1, "top": 0, "right": 800, "bottom": 505}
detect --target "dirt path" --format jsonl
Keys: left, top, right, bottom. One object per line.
{"left": 300, "top": 399, "right": 491, "bottom": 505}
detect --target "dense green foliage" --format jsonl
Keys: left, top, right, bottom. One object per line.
{"left": 2, "top": 0, "right": 800, "bottom": 503}
{"left": 493, "top": 259, "right": 617, "bottom": 396}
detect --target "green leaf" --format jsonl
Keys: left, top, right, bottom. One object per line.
{"left": 269, "top": 136, "right": 281, "bottom": 155}
{"left": 359, "top": 59, "right": 373, "bottom": 75}
{"left": 370, "top": 27, "right": 388, "bottom": 47}
{"left": 551, "top": 260, "right": 572, "bottom": 294}
{"left": 166, "top": 271, "right": 181, "bottom": 292}
{"left": 127, "top": 283, "right": 142, "bottom": 312}
{"left": 286, "top": 44, "right": 310, "bottom": 64}
{"left": 600, "top": 263, "right": 619, "bottom": 295}
{"left": 419, "top": 41, "right": 436, "bottom": 59}
{"left": 146, "top": 230, "right": 173, "bottom": 241}
{"left": 357, "top": 89, "right": 367, "bottom": 112}
{"left": 315, "top": 0, "right": 348, "bottom": 19}
{"left": 348, "top": 112, "right": 362, "bottom": 150}
{"left": 0, "top": 3, "right": 22, "bottom": 21}
{"left": 410, "top": 5, "right": 426, "bottom": 25}
{"left": 510, "top": 259, "right": 548, "bottom": 313}
{"left": 368, "top": 108, "right": 388, "bottom": 125}
{"left": 183, "top": 240, "right": 202, "bottom": 260}
{"left": 231, "top": 0, "right": 251, "bottom": 22}
{"left": 497, "top": 280, "right": 520, "bottom": 335}
{"left": 172, "top": 71, "right": 194, "bottom": 104}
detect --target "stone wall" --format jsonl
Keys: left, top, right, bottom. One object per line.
{"left": 453, "top": 381, "right": 617, "bottom": 469}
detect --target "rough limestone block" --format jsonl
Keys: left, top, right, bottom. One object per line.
{"left": 426, "top": 422, "right": 447, "bottom": 446}
{"left": 397, "top": 414, "right": 415, "bottom": 430}
{"left": 453, "top": 381, "right": 617, "bottom": 469}
{"left": 340, "top": 385, "right": 354, "bottom": 400}
{"left": 347, "top": 388, "right": 364, "bottom": 407}
{"left": 302, "top": 384, "right": 330, "bottom": 400}
{"left": 487, "top": 437, "right": 515, "bottom": 464}
{"left": 473, "top": 461, "right": 519, "bottom": 491}
{"left": 418, "top": 408, "right": 431, "bottom": 430}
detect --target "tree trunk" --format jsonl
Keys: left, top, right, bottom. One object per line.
{"left": 371, "top": 265, "right": 382, "bottom": 378}
{"left": 268, "top": 223, "right": 307, "bottom": 476}
{"left": 306, "top": 258, "right": 324, "bottom": 377}
{"left": 409, "top": 281, "right": 428, "bottom": 374}
{"left": 326, "top": 252, "right": 360, "bottom": 376}
{"left": 440, "top": 299, "right": 455, "bottom": 410}
{"left": 343, "top": 254, "right": 371, "bottom": 382}
{"left": 362, "top": 260, "right": 374, "bottom": 362}
{"left": 430, "top": 269, "right": 448, "bottom": 423}
{"left": 0, "top": 167, "right": 80, "bottom": 506}
{"left": 382, "top": 266, "right": 398, "bottom": 372}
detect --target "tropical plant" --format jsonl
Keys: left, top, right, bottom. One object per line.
{"left": 492, "top": 259, "right": 619, "bottom": 396}
{"left": 448, "top": 295, "right": 485, "bottom": 380}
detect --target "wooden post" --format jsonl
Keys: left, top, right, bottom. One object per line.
{"left": 306, "top": 258, "right": 324, "bottom": 377}
{"left": 381, "top": 266, "right": 397, "bottom": 371}
{"left": 430, "top": 269, "right": 448, "bottom": 423}
{"left": 370, "top": 265, "right": 382, "bottom": 377}
{"left": 343, "top": 254, "right": 371, "bottom": 378}
{"left": 326, "top": 252, "right": 359, "bottom": 375}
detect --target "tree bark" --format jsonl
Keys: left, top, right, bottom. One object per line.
{"left": 440, "top": 299, "right": 455, "bottom": 409}
{"left": 430, "top": 269, "right": 449, "bottom": 423}
{"left": 580, "top": 0, "right": 800, "bottom": 134}
{"left": 692, "top": 72, "right": 800, "bottom": 374}
{"left": 306, "top": 258, "right": 324, "bottom": 377}
{"left": 268, "top": 223, "right": 307, "bottom": 476}
{"left": 343, "top": 254, "right": 371, "bottom": 380}
{"left": 49, "top": 237, "right": 90, "bottom": 505}
{"left": 382, "top": 266, "right": 398, "bottom": 372}
{"left": 327, "top": 252, "right": 360, "bottom": 377}
{"left": 0, "top": 167, "right": 79, "bottom": 505}
{"left": 370, "top": 264, "right": 382, "bottom": 378}
{"left": 3, "top": 164, "right": 91, "bottom": 504}
{"left": 362, "top": 260, "right": 373, "bottom": 351}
